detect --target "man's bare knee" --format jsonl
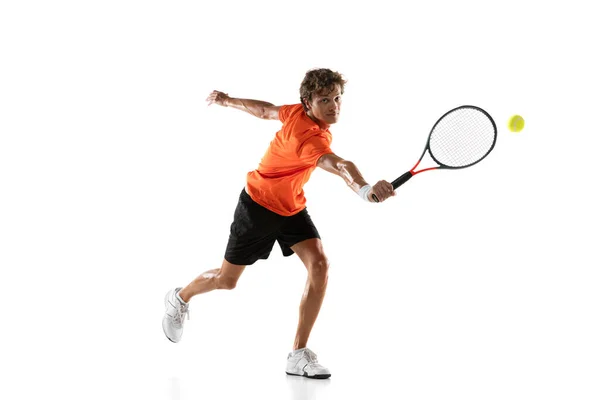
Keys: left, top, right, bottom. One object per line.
{"left": 308, "top": 258, "right": 329, "bottom": 288}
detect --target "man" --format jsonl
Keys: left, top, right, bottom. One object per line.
{"left": 162, "top": 68, "right": 395, "bottom": 379}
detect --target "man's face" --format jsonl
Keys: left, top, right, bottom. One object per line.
{"left": 305, "top": 84, "right": 342, "bottom": 127}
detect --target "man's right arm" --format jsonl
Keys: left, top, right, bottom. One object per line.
{"left": 317, "top": 153, "right": 395, "bottom": 202}
{"left": 206, "top": 90, "right": 281, "bottom": 120}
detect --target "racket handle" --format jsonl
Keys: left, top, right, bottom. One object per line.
{"left": 391, "top": 171, "right": 413, "bottom": 189}
{"left": 371, "top": 171, "right": 413, "bottom": 203}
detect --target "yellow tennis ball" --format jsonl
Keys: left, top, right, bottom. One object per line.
{"left": 508, "top": 115, "right": 525, "bottom": 132}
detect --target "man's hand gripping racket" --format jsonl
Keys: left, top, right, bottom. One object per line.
{"left": 372, "top": 105, "right": 497, "bottom": 202}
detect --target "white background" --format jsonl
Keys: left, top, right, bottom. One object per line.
{"left": 1, "top": 1, "right": 599, "bottom": 399}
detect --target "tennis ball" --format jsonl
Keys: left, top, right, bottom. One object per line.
{"left": 508, "top": 115, "right": 525, "bottom": 132}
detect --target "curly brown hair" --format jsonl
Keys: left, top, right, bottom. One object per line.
{"left": 299, "top": 68, "right": 347, "bottom": 112}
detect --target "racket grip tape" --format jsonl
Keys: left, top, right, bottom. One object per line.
{"left": 371, "top": 171, "right": 413, "bottom": 203}
{"left": 391, "top": 171, "right": 413, "bottom": 189}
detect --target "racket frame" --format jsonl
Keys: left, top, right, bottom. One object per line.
{"left": 376, "top": 105, "right": 497, "bottom": 199}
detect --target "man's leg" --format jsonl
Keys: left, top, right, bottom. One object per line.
{"left": 163, "top": 259, "right": 246, "bottom": 342}
{"left": 290, "top": 238, "right": 329, "bottom": 350}
{"left": 285, "top": 238, "right": 331, "bottom": 379}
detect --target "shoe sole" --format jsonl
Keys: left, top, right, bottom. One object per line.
{"left": 286, "top": 372, "right": 331, "bottom": 379}
{"left": 163, "top": 291, "right": 178, "bottom": 343}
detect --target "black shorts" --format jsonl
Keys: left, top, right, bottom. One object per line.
{"left": 224, "top": 188, "right": 321, "bottom": 265}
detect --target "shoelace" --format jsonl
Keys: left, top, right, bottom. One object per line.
{"left": 303, "top": 349, "right": 319, "bottom": 365}
{"left": 173, "top": 303, "right": 190, "bottom": 325}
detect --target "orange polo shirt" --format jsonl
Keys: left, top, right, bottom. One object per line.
{"left": 246, "top": 104, "right": 333, "bottom": 216}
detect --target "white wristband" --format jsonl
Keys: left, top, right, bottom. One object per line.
{"left": 358, "top": 185, "right": 372, "bottom": 202}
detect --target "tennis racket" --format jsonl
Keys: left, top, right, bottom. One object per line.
{"left": 373, "top": 105, "right": 497, "bottom": 202}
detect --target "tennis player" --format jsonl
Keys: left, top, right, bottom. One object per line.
{"left": 162, "top": 68, "right": 395, "bottom": 379}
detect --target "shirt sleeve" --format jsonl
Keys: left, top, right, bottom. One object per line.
{"left": 278, "top": 104, "right": 302, "bottom": 123}
{"left": 297, "top": 133, "right": 333, "bottom": 166}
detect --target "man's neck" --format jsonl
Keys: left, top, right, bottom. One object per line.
{"left": 306, "top": 112, "right": 329, "bottom": 130}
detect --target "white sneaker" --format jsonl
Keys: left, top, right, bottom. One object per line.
{"left": 162, "top": 288, "right": 189, "bottom": 343}
{"left": 286, "top": 348, "right": 331, "bottom": 379}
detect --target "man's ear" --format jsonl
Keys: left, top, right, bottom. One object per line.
{"left": 302, "top": 98, "right": 311, "bottom": 111}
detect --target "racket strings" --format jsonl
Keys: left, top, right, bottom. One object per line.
{"left": 429, "top": 108, "right": 496, "bottom": 168}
